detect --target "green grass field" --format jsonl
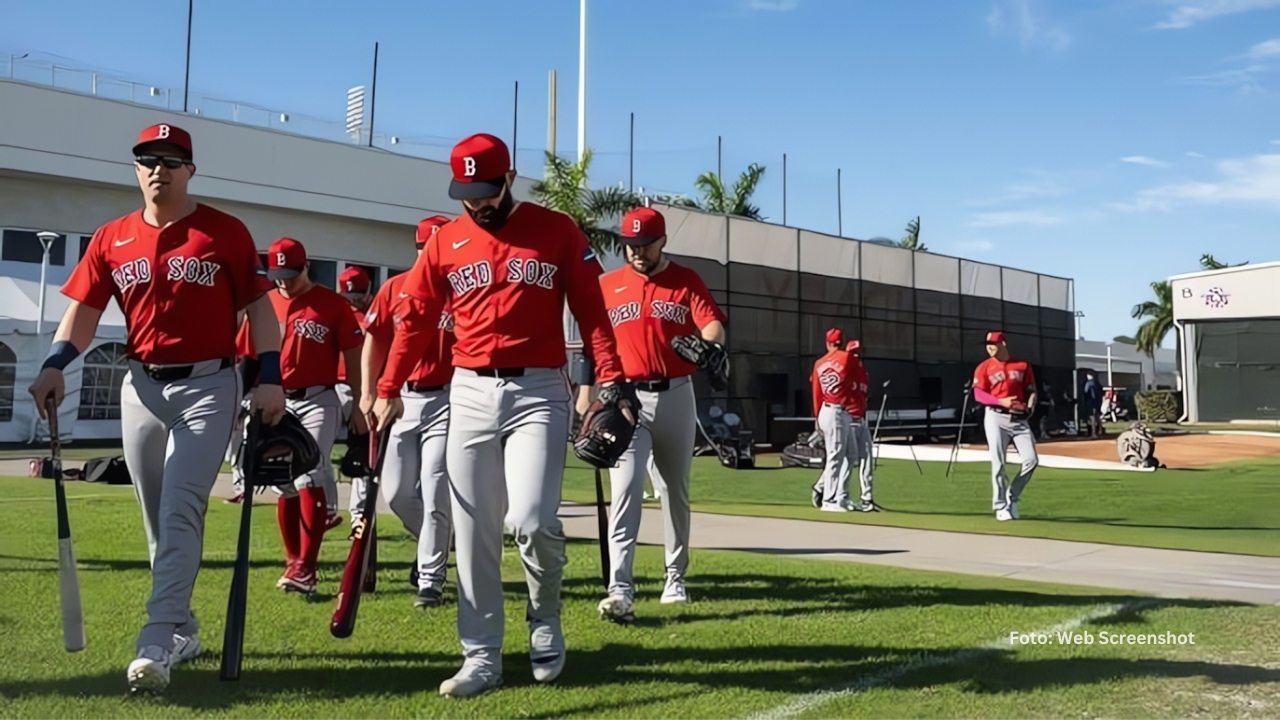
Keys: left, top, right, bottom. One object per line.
{"left": 562, "top": 454, "right": 1280, "bottom": 557}
{"left": 1, "top": 477, "right": 1277, "bottom": 718}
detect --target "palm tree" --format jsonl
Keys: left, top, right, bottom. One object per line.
{"left": 1131, "top": 280, "right": 1173, "bottom": 357}
{"left": 530, "top": 150, "right": 641, "bottom": 254}
{"left": 898, "top": 216, "right": 927, "bottom": 251}
{"left": 1199, "top": 254, "right": 1247, "bottom": 271}
{"left": 680, "top": 163, "right": 767, "bottom": 219}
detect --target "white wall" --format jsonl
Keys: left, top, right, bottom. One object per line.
{"left": 1172, "top": 262, "right": 1280, "bottom": 322}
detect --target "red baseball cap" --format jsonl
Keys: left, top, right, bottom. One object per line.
{"left": 416, "top": 215, "right": 450, "bottom": 247}
{"left": 338, "top": 266, "right": 371, "bottom": 295}
{"left": 132, "top": 123, "right": 193, "bottom": 159}
{"left": 986, "top": 331, "right": 1006, "bottom": 345}
{"left": 266, "top": 237, "right": 307, "bottom": 280}
{"left": 825, "top": 328, "right": 844, "bottom": 345}
{"left": 845, "top": 340, "right": 862, "bottom": 353}
{"left": 448, "top": 133, "right": 510, "bottom": 200}
{"left": 621, "top": 207, "right": 667, "bottom": 246}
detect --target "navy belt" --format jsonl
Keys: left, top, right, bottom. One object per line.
{"left": 408, "top": 382, "right": 447, "bottom": 393}
{"left": 285, "top": 384, "right": 335, "bottom": 401}
{"left": 142, "top": 358, "right": 231, "bottom": 383}
{"left": 633, "top": 378, "right": 671, "bottom": 392}
{"left": 468, "top": 367, "right": 525, "bottom": 378}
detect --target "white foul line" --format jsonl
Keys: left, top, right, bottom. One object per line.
{"left": 744, "top": 600, "right": 1155, "bottom": 720}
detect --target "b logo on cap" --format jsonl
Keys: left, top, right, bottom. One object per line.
{"left": 157, "top": 124, "right": 171, "bottom": 139}
{"left": 463, "top": 157, "right": 477, "bottom": 177}
{"left": 276, "top": 252, "right": 287, "bottom": 266}
{"left": 632, "top": 219, "right": 642, "bottom": 234}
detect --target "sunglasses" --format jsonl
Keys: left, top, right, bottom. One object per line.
{"left": 135, "top": 155, "right": 191, "bottom": 170}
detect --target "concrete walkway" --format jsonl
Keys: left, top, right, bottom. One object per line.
{"left": 558, "top": 505, "right": 1280, "bottom": 606}
{"left": 11, "top": 466, "right": 1277, "bottom": 606}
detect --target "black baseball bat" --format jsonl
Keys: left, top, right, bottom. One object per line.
{"left": 331, "top": 418, "right": 391, "bottom": 638}
{"left": 220, "top": 410, "right": 261, "bottom": 681}
{"left": 593, "top": 467, "right": 610, "bottom": 590}
{"left": 47, "top": 399, "right": 85, "bottom": 653}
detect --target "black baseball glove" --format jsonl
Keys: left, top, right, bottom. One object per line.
{"left": 572, "top": 383, "right": 639, "bottom": 469}
{"left": 339, "top": 431, "right": 372, "bottom": 478}
{"left": 671, "top": 334, "right": 730, "bottom": 391}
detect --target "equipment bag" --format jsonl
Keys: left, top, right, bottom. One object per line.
{"left": 83, "top": 456, "right": 132, "bottom": 484}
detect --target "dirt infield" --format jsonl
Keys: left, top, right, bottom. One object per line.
{"left": 1029, "top": 433, "right": 1280, "bottom": 469}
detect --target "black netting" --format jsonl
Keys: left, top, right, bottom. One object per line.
{"left": 1196, "top": 320, "right": 1280, "bottom": 421}
{"left": 862, "top": 282, "right": 915, "bottom": 323}
{"left": 862, "top": 320, "right": 915, "bottom": 361}
{"left": 669, "top": 254, "right": 727, "bottom": 292}
{"left": 1003, "top": 302, "right": 1040, "bottom": 335}
{"left": 916, "top": 325, "right": 963, "bottom": 363}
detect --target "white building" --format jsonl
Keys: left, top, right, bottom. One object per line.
{"left": 1074, "top": 339, "right": 1177, "bottom": 393}
{"left": 0, "top": 78, "right": 533, "bottom": 443}
{"left": 1170, "top": 262, "right": 1280, "bottom": 423}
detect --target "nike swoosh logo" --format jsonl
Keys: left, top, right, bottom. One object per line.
{"left": 113, "top": 237, "right": 135, "bottom": 247}
{"left": 398, "top": 292, "right": 410, "bottom": 299}
{"left": 614, "top": 286, "right": 627, "bottom": 293}
{"left": 452, "top": 239, "right": 470, "bottom": 250}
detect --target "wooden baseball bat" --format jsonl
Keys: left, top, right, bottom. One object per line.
{"left": 330, "top": 417, "right": 390, "bottom": 638}
{"left": 593, "top": 467, "right": 610, "bottom": 590}
{"left": 220, "top": 410, "right": 260, "bottom": 681}
{"left": 47, "top": 399, "right": 85, "bottom": 653}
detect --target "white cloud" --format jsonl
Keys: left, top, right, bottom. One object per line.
{"left": 1121, "top": 155, "right": 1170, "bottom": 168}
{"left": 954, "top": 239, "right": 997, "bottom": 254}
{"left": 1153, "top": 0, "right": 1280, "bottom": 30}
{"left": 1186, "top": 151, "right": 1206, "bottom": 158}
{"left": 744, "top": 0, "right": 798, "bottom": 11}
{"left": 967, "top": 210, "right": 1064, "bottom": 228}
{"left": 987, "top": 0, "right": 1071, "bottom": 51}
{"left": 1175, "top": 64, "right": 1269, "bottom": 94}
{"left": 1248, "top": 38, "right": 1280, "bottom": 59}
{"left": 969, "top": 173, "right": 1071, "bottom": 206}
{"left": 1112, "top": 153, "right": 1280, "bottom": 211}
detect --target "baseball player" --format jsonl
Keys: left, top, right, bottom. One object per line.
{"left": 373, "top": 133, "right": 627, "bottom": 698}
{"left": 972, "top": 331, "right": 1039, "bottom": 521}
{"left": 844, "top": 340, "right": 879, "bottom": 511}
{"left": 27, "top": 123, "right": 286, "bottom": 692}
{"left": 809, "top": 328, "right": 858, "bottom": 511}
{"left": 260, "top": 237, "right": 365, "bottom": 592}
{"left": 594, "top": 207, "right": 727, "bottom": 622}
{"left": 359, "top": 215, "right": 456, "bottom": 608}
{"left": 335, "top": 266, "right": 373, "bottom": 530}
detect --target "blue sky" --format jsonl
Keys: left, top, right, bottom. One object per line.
{"left": 4, "top": 0, "right": 1279, "bottom": 345}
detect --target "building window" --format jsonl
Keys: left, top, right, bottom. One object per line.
{"left": 78, "top": 343, "right": 128, "bottom": 420}
{"left": 79, "top": 235, "right": 93, "bottom": 260}
{"left": 2, "top": 229, "right": 66, "bottom": 266}
{"left": 343, "top": 262, "right": 382, "bottom": 293}
{"left": 0, "top": 341, "right": 15, "bottom": 422}
{"left": 387, "top": 267, "right": 410, "bottom": 280}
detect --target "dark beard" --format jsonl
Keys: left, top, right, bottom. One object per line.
{"left": 468, "top": 188, "right": 515, "bottom": 232}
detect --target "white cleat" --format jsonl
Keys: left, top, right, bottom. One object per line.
{"left": 170, "top": 633, "right": 202, "bottom": 666}
{"left": 438, "top": 662, "right": 502, "bottom": 698}
{"left": 820, "top": 503, "right": 852, "bottom": 512}
{"left": 810, "top": 484, "right": 822, "bottom": 508}
{"left": 661, "top": 574, "right": 689, "bottom": 605}
{"left": 995, "top": 508, "right": 1014, "bottom": 522}
{"left": 126, "top": 645, "right": 171, "bottom": 693}
{"left": 529, "top": 616, "right": 566, "bottom": 683}
{"left": 597, "top": 593, "right": 636, "bottom": 624}
{"left": 1009, "top": 501, "right": 1021, "bottom": 520}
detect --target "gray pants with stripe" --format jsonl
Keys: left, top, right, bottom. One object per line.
{"left": 984, "top": 407, "right": 1039, "bottom": 510}
{"left": 852, "top": 416, "right": 875, "bottom": 503}
{"left": 121, "top": 359, "right": 240, "bottom": 652}
{"left": 817, "top": 403, "right": 855, "bottom": 505}
{"left": 380, "top": 386, "right": 451, "bottom": 590}
{"left": 281, "top": 387, "right": 340, "bottom": 496}
{"left": 447, "top": 367, "right": 570, "bottom": 673}
{"left": 606, "top": 377, "right": 696, "bottom": 597}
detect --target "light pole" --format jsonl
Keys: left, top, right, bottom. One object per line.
{"left": 35, "top": 231, "right": 59, "bottom": 337}
{"left": 1073, "top": 310, "right": 1085, "bottom": 340}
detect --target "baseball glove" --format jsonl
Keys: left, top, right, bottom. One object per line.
{"left": 573, "top": 383, "right": 639, "bottom": 469}
{"left": 339, "top": 431, "right": 372, "bottom": 478}
{"left": 671, "top": 334, "right": 730, "bottom": 391}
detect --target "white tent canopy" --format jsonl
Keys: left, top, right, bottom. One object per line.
{"left": 0, "top": 275, "right": 127, "bottom": 444}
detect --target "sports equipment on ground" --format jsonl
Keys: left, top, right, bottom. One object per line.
{"left": 1117, "top": 422, "right": 1161, "bottom": 468}
{"left": 670, "top": 334, "right": 729, "bottom": 391}
{"left": 781, "top": 431, "right": 825, "bottom": 469}
{"left": 573, "top": 383, "right": 639, "bottom": 469}
{"left": 947, "top": 382, "right": 972, "bottom": 478}
{"left": 331, "top": 422, "right": 391, "bottom": 638}
{"left": 47, "top": 400, "right": 85, "bottom": 653}
{"left": 220, "top": 411, "right": 261, "bottom": 681}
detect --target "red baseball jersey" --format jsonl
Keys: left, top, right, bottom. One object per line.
{"left": 379, "top": 204, "right": 623, "bottom": 397}
{"left": 811, "top": 349, "right": 854, "bottom": 415}
{"left": 365, "top": 274, "right": 455, "bottom": 388}
{"left": 336, "top": 303, "right": 370, "bottom": 383}
{"left": 973, "top": 357, "right": 1037, "bottom": 404}
{"left": 598, "top": 262, "right": 726, "bottom": 381}
{"left": 843, "top": 359, "right": 869, "bottom": 418}
{"left": 268, "top": 286, "right": 364, "bottom": 390}
{"left": 62, "top": 204, "right": 264, "bottom": 364}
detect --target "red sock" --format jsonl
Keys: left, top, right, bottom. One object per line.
{"left": 277, "top": 494, "right": 302, "bottom": 569}
{"left": 298, "top": 486, "right": 328, "bottom": 576}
